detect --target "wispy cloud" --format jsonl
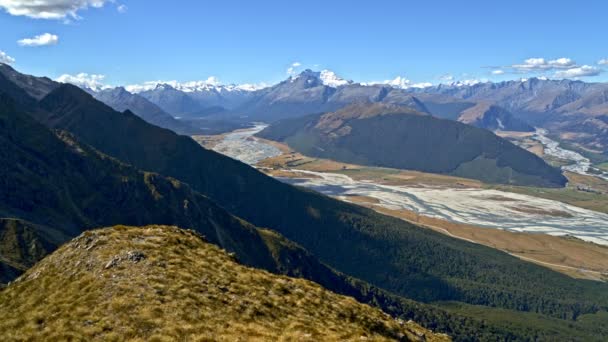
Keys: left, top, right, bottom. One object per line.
{"left": 18, "top": 33, "right": 59, "bottom": 47}
{"left": 500, "top": 57, "right": 603, "bottom": 78}
{"left": 438, "top": 74, "right": 454, "bottom": 82}
{"left": 287, "top": 62, "right": 302, "bottom": 76}
{"left": 0, "top": 50, "right": 15, "bottom": 64}
{"left": 491, "top": 69, "right": 505, "bottom": 75}
{"left": 598, "top": 59, "right": 608, "bottom": 65}
{"left": 512, "top": 57, "right": 576, "bottom": 71}
{"left": 117, "top": 4, "right": 127, "bottom": 13}
{"left": 0, "top": 0, "right": 110, "bottom": 20}
{"left": 554, "top": 65, "right": 602, "bottom": 78}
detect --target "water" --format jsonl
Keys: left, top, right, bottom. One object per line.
{"left": 212, "top": 124, "right": 282, "bottom": 165}
{"left": 211, "top": 126, "right": 608, "bottom": 246}
{"left": 532, "top": 128, "right": 608, "bottom": 180}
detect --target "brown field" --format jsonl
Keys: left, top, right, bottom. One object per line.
{"left": 343, "top": 196, "right": 608, "bottom": 281}
{"left": 256, "top": 138, "right": 483, "bottom": 188}
{"left": 494, "top": 172, "right": 608, "bottom": 214}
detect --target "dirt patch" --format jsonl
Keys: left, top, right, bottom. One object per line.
{"left": 508, "top": 204, "right": 573, "bottom": 218}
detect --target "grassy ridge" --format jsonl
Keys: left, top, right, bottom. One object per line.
{"left": 0, "top": 225, "right": 448, "bottom": 341}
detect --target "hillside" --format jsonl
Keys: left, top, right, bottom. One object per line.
{"left": 0, "top": 225, "right": 447, "bottom": 341}
{"left": 91, "top": 87, "right": 204, "bottom": 135}
{"left": 0, "top": 92, "right": 304, "bottom": 278}
{"left": 3, "top": 67, "right": 608, "bottom": 340}
{"left": 258, "top": 103, "right": 566, "bottom": 187}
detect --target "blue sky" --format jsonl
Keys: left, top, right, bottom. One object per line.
{"left": 1, "top": 0, "right": 607, "bottom": 88}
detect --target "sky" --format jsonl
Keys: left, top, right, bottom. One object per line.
{"left": 1, "top": 0, "right": 608, "bottom": 89}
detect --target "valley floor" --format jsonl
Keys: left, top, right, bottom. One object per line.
{"left": 195, "top": 125, "right": 608, "bottom": 281}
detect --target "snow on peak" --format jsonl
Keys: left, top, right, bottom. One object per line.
{"left": 125, "top": 77, "right": 267, "bottom": 94}
{"left": 362, "top": 76, "right": 432, "bottom": 89}
{"left": 289, "top": 69, "right": 352, "bottom": 87}
{"left": 319, "top": 69, "right": 352, "bottom": 87}
{"left": 449, "top": 79, "right": 483, "bottom": 87}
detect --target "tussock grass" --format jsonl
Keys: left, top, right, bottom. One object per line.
{"left": 0, "top": 225, "right": 448, "bottom": 341}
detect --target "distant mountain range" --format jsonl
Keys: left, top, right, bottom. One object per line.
{"left": 257, "top": 102, "right": 566, "bottom": 187}
{"left": 3, "top": 64, "right": 608, "bottom": 340}
{"left": 412, "top": 78, "right": 608, "bottom": 155}
{"left": 67, "top": 69, "right": 607, "bottom": 157}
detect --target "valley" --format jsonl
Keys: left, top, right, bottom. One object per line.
{"left": 198, "top": 124, "right": 608, "bottom": 280}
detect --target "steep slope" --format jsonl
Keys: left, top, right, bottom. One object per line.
{"left": 0, "top": 63, "right": 57, "bottom": 100}
{"left": 258, "top": 103, "right": 566, "bottom": 187}
{"left": 92, "top": 87, "right": 204, "bottom": 135}
{"left": 0, "top": 225, "right": 447, "bottom": 341}
{"left": 138, "top": 84, "right": 203, "bottom": 115}
{"left": 0, "top": 219, "right": 69, "bottom": 283}
{"left": 414, "top": 94, "right": 533, "bottom": 131}
{"left": 3, "top": 68, "right": 608, "bottom": 340}
{"left": 457, "top": 102, "right": 533, "bottom": 131}
{"left": 0, "top": 93, "right": 299, "bottom": 276}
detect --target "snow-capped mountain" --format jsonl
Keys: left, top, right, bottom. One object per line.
{"left": 289, "top": 69, "right": 353, "bottom": 87}
{"left": 126, "top": 78, "right": 267, "bottom": 94}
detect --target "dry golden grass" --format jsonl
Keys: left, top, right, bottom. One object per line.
{"left": 0, "top": 225, "right": 448, "bottom": 341}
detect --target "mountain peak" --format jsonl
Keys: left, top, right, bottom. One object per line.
{"left": 291, "top": 69, "right": 352, "bottom": 87}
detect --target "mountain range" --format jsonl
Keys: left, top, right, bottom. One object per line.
{"left": 75, "top": 69, "right": 608, "bottom": 159}
{"left": 2, "top": 64, "right": 608, "bottom": 340}
{"left": 257, "top": 102, "right": 566, "bottom": 186}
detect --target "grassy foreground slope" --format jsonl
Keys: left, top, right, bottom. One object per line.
{"left": 0, "top": 225, "right": 448, "bottom": 341}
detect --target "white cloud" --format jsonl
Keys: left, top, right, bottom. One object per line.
{"left": 18, "top": 33, "right": 59, "bottom": 47}
{"left": 598, "top": 59, "right": 608, "bottom": 65}
{"left": 0, "top": 0, "right": 109, "bottom": 20}
{"left": 116, "top": 4, "right": 127, "bottom": 13}
{"left": 291, "top": 62, "right": 301, "bottom": 67}
{"left": 512, "top": 57, "right": 576, "bottom": 71}
{"left": 56, "top": 72, "right": 108, "bottom": 91}
{"left": 491, "top": 69, "right": 505, "bottom": 75}
{"left": 0, "top": 50, "right": 15, "bottom": 64}
{"left": 554, "top": 65, "right": 602, "bottom": 78}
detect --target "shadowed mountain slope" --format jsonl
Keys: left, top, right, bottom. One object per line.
{"left": 258, "top": 103, "right": 566, "bottom": 187}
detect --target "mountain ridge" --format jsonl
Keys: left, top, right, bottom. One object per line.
{"left": 0, "top": 225, "right": 448, "bottom": 341}
{"left": 257, "top": 102, "right": 566, "bottom": 187}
